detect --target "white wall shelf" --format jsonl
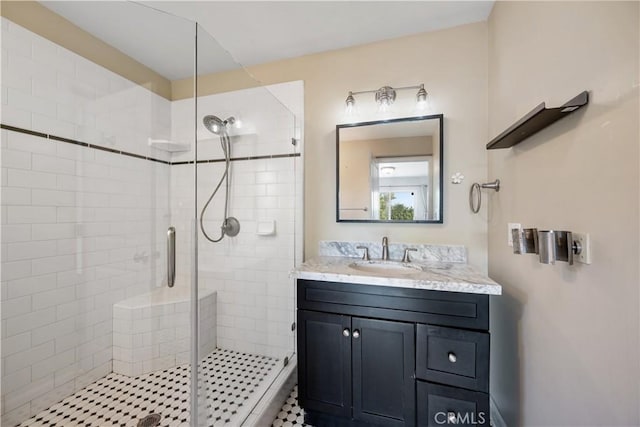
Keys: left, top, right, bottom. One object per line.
{"left": 148, "top": 138, "right": 191, "bottom": 153}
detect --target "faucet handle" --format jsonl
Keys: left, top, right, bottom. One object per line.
{"left": 356, "top": 246, "right": 370, "bottom": 261}
{"left": 402, "top": 248, "right": 418, "bottom": 263}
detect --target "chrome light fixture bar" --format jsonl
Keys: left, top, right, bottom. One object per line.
{"left": 345, "top": 84, "right": 428, "bottom": 111}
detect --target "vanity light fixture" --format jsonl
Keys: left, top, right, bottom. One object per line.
{"left": 344, "top": 84, "right": 428, "bottom": 113}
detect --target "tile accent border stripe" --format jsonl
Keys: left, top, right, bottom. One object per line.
{"left": 49, "top": 135, "right": 90, "bottom": 148}
{"left": 171, "top": 152, "right": 301, "bottom": 166}
{"left": 1, "top": 123, "right": 171, "bottom": 165}
{"left": 1, "top": 123, "right": 49, "bottom": 139}
{"left": 1, "top": 124, "right": 300, "bottom": 165}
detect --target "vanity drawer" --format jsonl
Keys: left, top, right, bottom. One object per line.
{"left": 297, "top": 279, "right": 489, "bottom": 330}
{"left": 416, "top": 382, "right": 489, "bottom": 426}
{"left": 416, "top": 324, "right": 489, "bottom": 392}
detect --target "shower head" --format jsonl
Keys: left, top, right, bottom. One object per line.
{"left": 203, "top": 115, "right": 236, "bottom": 135}
{"left": 203, "top": 115, "right": 225, "bottom": 135}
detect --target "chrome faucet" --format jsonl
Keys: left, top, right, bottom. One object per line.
{"left": 356, "top": 245, "right": 370, "bottom": 261}
{"left": 382, "top": 236, "right": 389, "bottom": 260}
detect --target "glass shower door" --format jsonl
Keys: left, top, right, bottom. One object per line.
{"left": 189, "top": 24, "right": 300, "bottom": 426}
{"left": 1, "top": 3, "right": 197, "bottom": 426}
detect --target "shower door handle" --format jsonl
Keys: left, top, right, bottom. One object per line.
{"left": 167, "top": 226, "right": 175, "bottom": 288}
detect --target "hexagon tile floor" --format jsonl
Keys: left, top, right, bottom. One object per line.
{"left": 271, "top": 386, "right": 307, "bottom": 427}
{"left": 16, "top": 349, "right": 278, "bottom": 427}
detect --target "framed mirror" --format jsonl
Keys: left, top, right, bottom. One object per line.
{"left": 336, "top": 114, "right": 443, "bottom": 223}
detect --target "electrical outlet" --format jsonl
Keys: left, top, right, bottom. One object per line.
{"left": 572, "top": 232, "right": 591, "bottom": 264}
{"left": 507, "top": 223, "right": 521, "bottom": 247}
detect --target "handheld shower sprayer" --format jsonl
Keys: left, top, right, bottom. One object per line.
{"left": 200, "top": 115, "right": 240, "bottom": 243}
{"left": 202, "top": 115, "right": 236, "bottom": 135}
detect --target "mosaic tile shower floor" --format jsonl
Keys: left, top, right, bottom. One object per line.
{"left": 16, "top": 349, "right": 278, "bottom": 427}
{"left": 271, "top": 386, "right": 307, "bottom": 427}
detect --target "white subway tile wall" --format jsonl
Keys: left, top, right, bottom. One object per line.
{"left": 1, "top": 18, "right": 171, "bottom": 426}
{"left": 0, "top": 19, "right": 171, "bottom": 163}
{"left": 171, "top": 84, "right": 302, "bottom": 361}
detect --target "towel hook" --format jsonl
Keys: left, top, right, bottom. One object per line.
{"left": 469, "top": 179, "right": 500, "bottom": 213}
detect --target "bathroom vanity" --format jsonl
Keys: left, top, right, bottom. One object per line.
{"left": 293, "top": 242, "right": 501, "bottom": 427}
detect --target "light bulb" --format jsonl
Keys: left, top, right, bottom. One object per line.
{"left": 378, "top": 97, "right": 390, "bottom": 113}
{"left": 416, "top": 84, "right": 428, "bottom": 110}
{"left": 345, "top": 103, "right": 354, "bottom": 115}
{"left": 375, "top": 86, "right": 395, "bottom": 113}
{"left": 345, "top": 92, "right": 355, "bottom": 114}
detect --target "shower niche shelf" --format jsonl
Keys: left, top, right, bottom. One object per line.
{"left": 486, "top": 91, "right": 589, "bottom": 150}
{"left": 148, "top": 139, "right": 190, "bottom": 153}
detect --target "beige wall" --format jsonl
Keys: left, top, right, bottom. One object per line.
{"left": 366, "top": 135, "right": 433, "bottom": 157}
{"left": 180, "top": 23, "right": 489, "bottom": 267}
{"left": 339, "top": 139, "right": 373, "bottom": 220}
{"left": 488, "top": 2, "right": 639, "bottom": 425}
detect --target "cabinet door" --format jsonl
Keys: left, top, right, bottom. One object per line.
{"left": 352, "top": 317, "right": 415, "bottom": 426}
{"left": 298, "top": 310, "right": 352, "bottom": 417}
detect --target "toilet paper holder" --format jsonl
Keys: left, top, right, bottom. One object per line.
{"left": 512, "top": 228, "right": 582, "bottom": 265}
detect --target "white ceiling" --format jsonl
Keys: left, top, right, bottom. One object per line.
{"left": 41, "top": 1, "right": 494, "bottom": 80}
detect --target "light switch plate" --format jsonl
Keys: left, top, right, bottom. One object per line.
{"left": 507, "top": 223, "right": 521, "bottom": 247}
{"left": 572, "top": 232, "right": 591, "bottom": 264}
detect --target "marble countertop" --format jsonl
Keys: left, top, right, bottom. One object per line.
{"left": 292, "top": 256, "right": 502, "bottom": 295}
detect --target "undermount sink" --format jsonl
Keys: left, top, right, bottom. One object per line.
{"left": 348, "top": 260, "right": 423, "bottom": 276}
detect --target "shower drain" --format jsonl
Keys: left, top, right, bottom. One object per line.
{"left": 137, "top": 414, "right": 162, "bottom": 427}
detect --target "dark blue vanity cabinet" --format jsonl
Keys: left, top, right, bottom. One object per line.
{"left": 296, "top": 279, "right": 491, "bottom": 427}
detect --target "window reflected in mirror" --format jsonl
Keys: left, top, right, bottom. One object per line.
{"left": 337, "top": 115, "right": 443, "bottom": 223}
{"left": 375, "top": 157, "right": 431, "bottom": 220}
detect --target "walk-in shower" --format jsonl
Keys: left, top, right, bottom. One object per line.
{"left": 1, "top": 2, "right": 300, "bottom": 426}
{"left": 200, "top": 115, "right": 240, "bottom": 243}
